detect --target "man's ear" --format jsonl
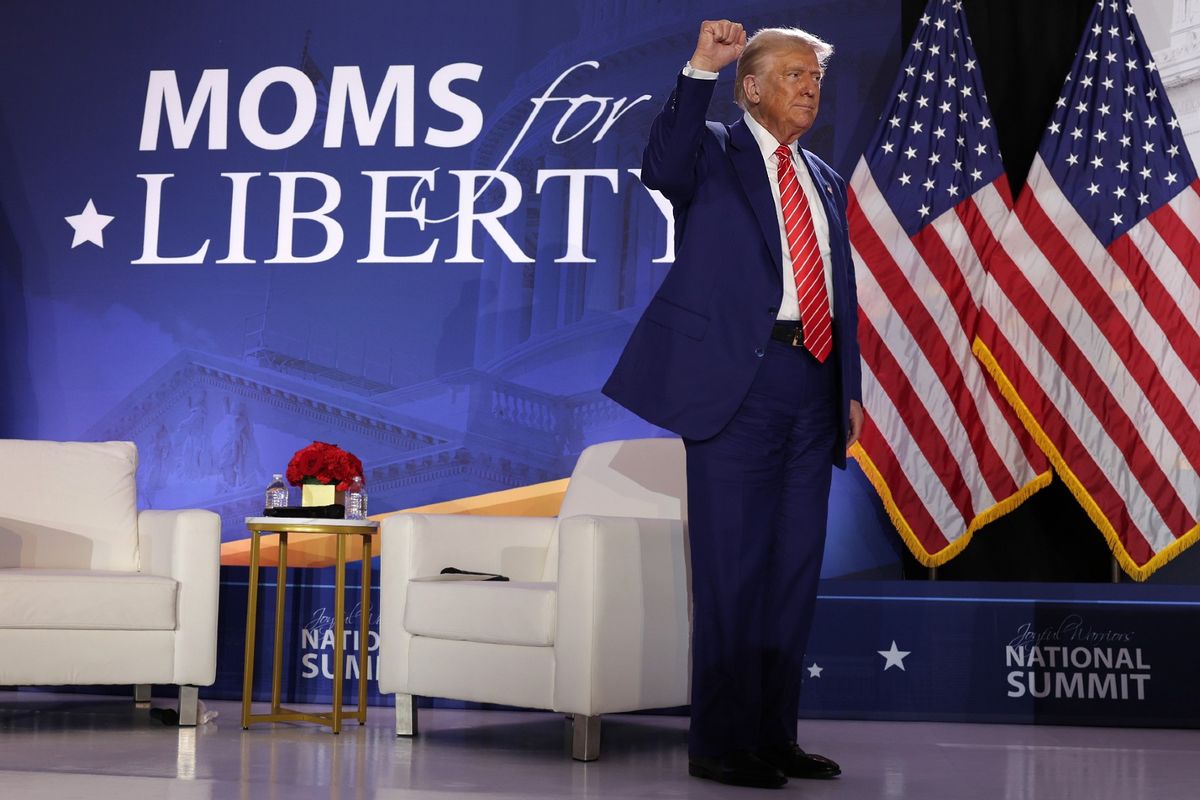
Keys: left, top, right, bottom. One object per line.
{"left": 743, "top": 75, "right": 759, "bottom": 105}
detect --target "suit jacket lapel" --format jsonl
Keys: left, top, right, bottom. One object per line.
{"left": 800, "top": 148, "right": 848, "bottom": 315}
{"left": 799, "top": 149, "right": 843, "bottom": 250}
{"left": 729, "top": 120, "right": 783, "bottom": 276}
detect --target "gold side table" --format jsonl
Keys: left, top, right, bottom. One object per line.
{"left": 240, "top": 516, "right": 379, "bottom": 733}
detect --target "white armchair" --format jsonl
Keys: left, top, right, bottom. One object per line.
{"left": 0, "top": 439, "right": 220, "bottom": 723}
{"left": 378, "top": 438, "right": 690, "bottom": 760}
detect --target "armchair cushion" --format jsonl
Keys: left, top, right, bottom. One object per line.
{"left": 404, "top": 579, "right": 557, "bottom": 647}
{"left": 0, "top": 440, "right": 140, "bottom": 571}
{"left": 0, "top": 568, "right": 177, "bottom": 631}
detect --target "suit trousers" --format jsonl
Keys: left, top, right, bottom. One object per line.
{"left": 683, "top": 336, "right": 839, "bottom": 758}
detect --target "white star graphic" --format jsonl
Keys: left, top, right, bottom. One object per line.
{"left": 807, "top": 663, "right": 824, "bottom": 678}
{"left": 64, "top": 199, "right": 114, "bottom": 249}
{"left": 878, "top": 641, "right": 911, "bottom": 671}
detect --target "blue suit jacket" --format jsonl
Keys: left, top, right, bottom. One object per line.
{"left": 603, "top": 74, "right": 863, "bottom": 468}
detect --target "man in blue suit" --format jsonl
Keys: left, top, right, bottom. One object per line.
{"left": 603, "top": 19, "right": 864, "bottom": 789}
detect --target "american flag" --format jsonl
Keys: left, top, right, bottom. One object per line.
{"left": 976, "top": 0, "right": 1200, "bottom": 579}
{"left": 848, "top": 0, "right": 1049, "bottom": 565}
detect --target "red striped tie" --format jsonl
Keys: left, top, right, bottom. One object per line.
{"left": 775, "top": 144, "right": 832, "bottom": 363}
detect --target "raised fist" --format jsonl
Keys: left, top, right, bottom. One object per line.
{"left": 690, "top": 19, "right": 746, "bottom": 73}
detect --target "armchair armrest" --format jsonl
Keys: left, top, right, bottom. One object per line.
{"left": 378, "top": 513, "right": 556, "bottom": 695}
{"left": 137, "top": 509, "right": 221, "bottom": 686}
{"left": 552, "top": 514, "right": 690, "bottom": 716}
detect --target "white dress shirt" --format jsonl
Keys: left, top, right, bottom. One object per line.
{"left": 682, "top": 64, "right": 835, "bottom": 322}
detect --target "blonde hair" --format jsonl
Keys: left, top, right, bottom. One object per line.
{"left": 735, "top": 27, "right": 834, "bottom": 109}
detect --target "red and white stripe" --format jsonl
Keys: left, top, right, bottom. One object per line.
{"left": 777, "top": 145, "right": 832, "bottom": 362}
{"left": 979, "top": 159, "right": 1200, "bottom": 572}
{"left": 849, "top": 158, "right": 1048, "bottom": 560}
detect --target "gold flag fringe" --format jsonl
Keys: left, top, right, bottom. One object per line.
{"left": 850, "top": 443, "right": 1050, "bottom": 568}
{"left": 972, "top": 337, "right": 1200, "bottom": 581}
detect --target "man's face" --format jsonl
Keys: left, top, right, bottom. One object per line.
{"left": 747, "top": 44, "right": 822, "bottom": 144}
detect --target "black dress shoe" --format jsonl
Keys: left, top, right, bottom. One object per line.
{"left": 756, "top": 743, "right": 841, "bottom": 779}
{"left": 688, "top": 750, "right": 788, "bottom": 789}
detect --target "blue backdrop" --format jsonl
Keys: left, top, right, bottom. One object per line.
{"left": 0, "top": 0, "right": 902, "bottom": 578}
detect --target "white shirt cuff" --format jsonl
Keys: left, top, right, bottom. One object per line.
{"left": 682, "top": 62, "right": 719, "bottom": 80}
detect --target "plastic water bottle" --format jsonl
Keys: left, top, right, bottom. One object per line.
{"left": 345, "top": 475, "right": 367, "bottom": 520}
{"left": 264, "top": 473, "right": 289, "bottom": 510}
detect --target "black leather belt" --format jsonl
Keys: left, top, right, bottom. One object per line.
{"left": 770, "top": 321, "right": 805, "bottom": 347}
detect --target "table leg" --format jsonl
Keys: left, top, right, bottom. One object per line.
{"left": 359, "top": 532, "right": 372, "bottom": 724}
{"left": 241, "top": 530, "right": 262, "bottom": 729}
{"left": 271, "top": 531, "right": 288, "bottom": 714}
{"left": 332, "top": 532, "right": 346, "bottom": 734}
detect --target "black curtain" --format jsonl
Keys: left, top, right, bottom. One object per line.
{"left": 896, "top": 0, "right": 1112, "bottom": 582}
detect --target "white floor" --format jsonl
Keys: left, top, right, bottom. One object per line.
{"left": 1, "top": 692, "right": 1198, "bottom": 799}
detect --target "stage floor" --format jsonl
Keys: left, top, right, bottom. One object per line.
{"left": 1, "top": 692, "right": 1197, "bottom": 798}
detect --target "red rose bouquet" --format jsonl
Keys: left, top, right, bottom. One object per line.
{"left": 286, "top": 441, "right": 363, "bottom": 491}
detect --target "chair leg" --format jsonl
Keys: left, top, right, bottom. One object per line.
{"left": 395, "top": 693, "right": 418, "bottom": 737}
{"left": 177, "top": 686, "right": 200, "bottom": 727}
{"left": 571, "top": 714, "right": 601, "bottom": 762}
{"left": 133, "top": 684, "right": 151, "bottom": 707}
